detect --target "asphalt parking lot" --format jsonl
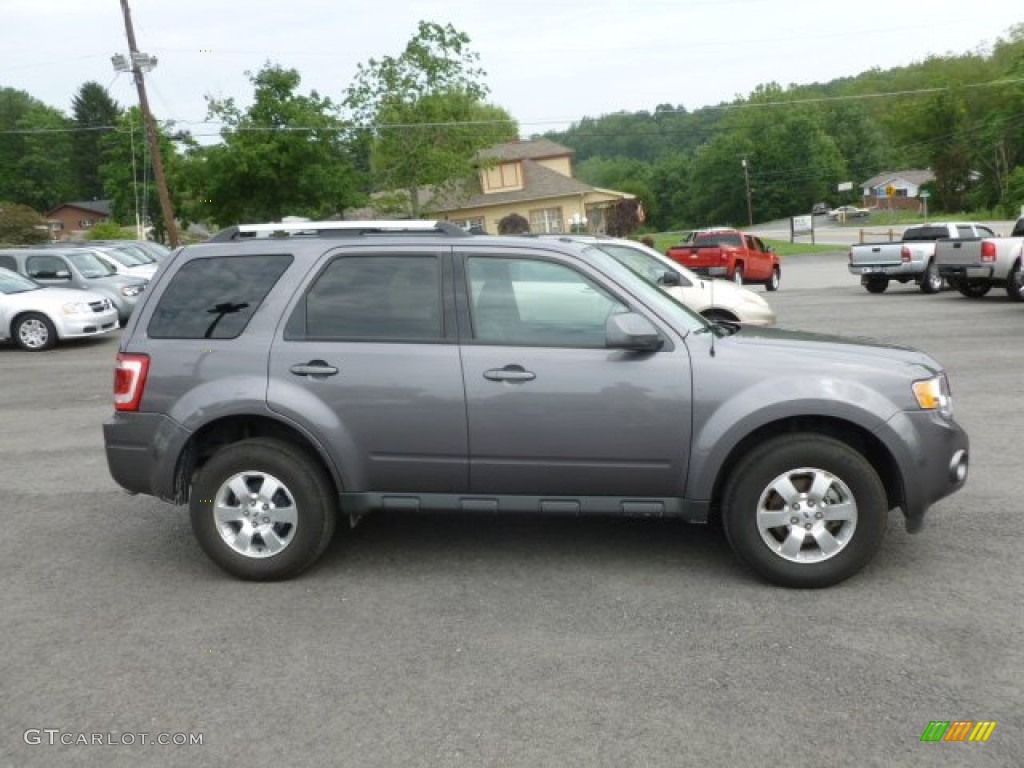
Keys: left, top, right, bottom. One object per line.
{"left": 1, "top": 252, "right": 1021, "bottom": 768}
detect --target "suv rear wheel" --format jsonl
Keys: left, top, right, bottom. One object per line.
{"left": 721, "top": 434, "right": 887, "bottom": 588}
{"left": 190, "top": 438, "right": 337, "bottom": 580}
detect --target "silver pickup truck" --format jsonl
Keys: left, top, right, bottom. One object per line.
{"left": 848, "top": 222, "right": 995, "bottom": 294}
{"left": 934, "top": 216, "right": 1024, "bottom": 300}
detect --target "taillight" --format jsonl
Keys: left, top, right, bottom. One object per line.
{"left": 114, "top": 353, "right": 150, "bottom": 412}
{"left": 847, "top": 248, "right": 853, "bottom": 264}
{"left": 981, "top": 241, "right": 996, "bottom": 263}
{"left": 900, "top": 245, "right": 911, "bottom": 263}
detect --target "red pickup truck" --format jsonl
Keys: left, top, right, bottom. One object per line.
{"left": 665, "top": 229, "right": 780, "bottom": 290}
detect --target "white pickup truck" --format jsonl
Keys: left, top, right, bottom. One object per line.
{"left": 934, "top": 216, "right": 1024, "bottom": 300}
{"left": 847, "top": 222, "right": 995, "bottom": 294}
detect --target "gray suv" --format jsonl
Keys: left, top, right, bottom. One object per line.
{"left": 103, "top": 221, "right": 969, "bottom": 587}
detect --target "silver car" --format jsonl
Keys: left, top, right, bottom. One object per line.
{"left": 544, "top": 235, "right": 776, "bottom": 326}
{"left": 0, "top": 267, "right": 118, "bottom": 351}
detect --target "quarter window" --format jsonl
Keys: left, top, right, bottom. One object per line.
{"left": 148, "top": 254, "right": 292, "bottom": 339}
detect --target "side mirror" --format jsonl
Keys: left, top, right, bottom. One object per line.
{"left": 657, "top": 270, "right": 681, "bottom": 287}
{"left": 606, "top": 312, "right": 663, "bottom": 352}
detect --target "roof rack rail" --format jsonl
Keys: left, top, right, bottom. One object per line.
{"left": 208, "top": 220, "right": 472, "bottom": 242}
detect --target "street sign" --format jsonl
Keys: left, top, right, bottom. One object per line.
{"left": 885, "top": 184, "right": 896, "bottom": 197}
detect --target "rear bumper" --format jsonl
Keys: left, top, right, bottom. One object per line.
{"left": 850, "top": 263, "right": 917, "bottom": 278}
{"left": 937, "top": 264, "right": 993, "bottom": 281}
{"left": 103, "top": 412, "right": 191, "bottom": 502}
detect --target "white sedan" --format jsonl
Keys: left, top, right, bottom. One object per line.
{"left": 827, "top": 205, "right": 871, "bottom": 220}
{"left": 0, "top": 267, "right": 119, "bottom": 351}
{"left": 584, "top": 237, "right": 777, "bottom": 326}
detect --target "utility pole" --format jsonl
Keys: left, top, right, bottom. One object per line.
{"left": 741, "top": 156, "right": 753, "bottom": 227}
{"left": 117, "top": 0, "right": 179, "bottom": 247}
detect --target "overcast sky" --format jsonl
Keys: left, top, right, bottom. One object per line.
{"left": 4, "top": 0, "right": 1019, "bottom": 137}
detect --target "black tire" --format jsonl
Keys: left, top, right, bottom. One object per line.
{"left": 956, "top": 281, "right": 991, "bottom": 299}
{"left": 1006, "top": 261, "right": 1024, "bottom": 302}
{"left": 732, "top": 264, "right": 744, "bottom": 286}
{"left": 765, "top": 266, "right": 780, "bottom": 292}
{"left": 864, "top": 276, "right": 889, "bottom": 294}
{"left": 701, "top": 308, "right": 739, "bottom": 324}
{"left": 919, "top": 261, "right": 942, "bottom": 294}
{"left": 13, "top": 312, "right": 57, "bottom": 351}
{"left": 190, "top": 437, "right": 337, "bottom": 580}
{"left": 721, "top": 434, "right": 887, "bottom": 588}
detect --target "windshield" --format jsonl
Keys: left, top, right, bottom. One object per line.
{"left": 66, "top": 251, "right": 117, "bottom": 278}
{"left": 0, "top": 268, "right": 41, "bottom": 294}
{"left": 693, "top": 232, "right": 742, "bottom": 247}
{"left": 581, "top": 245, "right": 706, "bottom": 334}
{"left": 110, "top": 245, "right": 155, "bottom": 264}
{"left": 95, "top": 247, "right": 149, "bottom": 266}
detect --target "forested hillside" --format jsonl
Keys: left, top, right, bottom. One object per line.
{"left": 545, "top": 24, "right": 1024, "bottom": 230}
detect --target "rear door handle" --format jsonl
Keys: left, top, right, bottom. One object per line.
{"left": 290, "top": 360, "right": 339, "bottom": 377}
{"left": 483, "top": 365, "right": 536, "bottom": 383}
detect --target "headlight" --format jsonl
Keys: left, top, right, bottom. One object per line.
{"left": 912, "top": 374, "right": 953, "bottom": 419}
{"left": 61, "top": 302, "right": 92, "bottom": 315}
{"left": 121, "top": 284, "right": 144, "bottom": 297}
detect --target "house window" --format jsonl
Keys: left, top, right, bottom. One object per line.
{"left": 451, "top": 217, "right": 485, "bottom": 233}
{"left": 79, "top": 218, "right": 95, "bottom": 228}
{"left": 483, "top": 162, "right": 521, "bottom": 192}
{"left": 529, "top": 207, "right": 563, "bottom": 234}
{"left": 49, "top": 221, "right": 64, "bottom": 231}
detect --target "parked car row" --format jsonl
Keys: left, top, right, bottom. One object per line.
{"left": 0, "top": 240, "right": 170, "bottom": 351}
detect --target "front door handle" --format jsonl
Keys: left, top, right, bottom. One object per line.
{"left": 290, "top": 360, "right": 339, "bottom": 377}
{"left": 483, "top": 365, "right": 536, "bottom": 383}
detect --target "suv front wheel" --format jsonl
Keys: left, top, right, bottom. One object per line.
{"left": 721, "top": 434, "right": 887, "bottom": 588}
{"left": 190, "top": 438, "right": 337, "bottom": 580}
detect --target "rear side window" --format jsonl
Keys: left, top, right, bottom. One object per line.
{"left": 296, "top": 255, "right": 442, "bottom": 340}
{"left": 903, "top": 226, "right": 950, "bottom": 242}
{"left": 0, "top": 254, "right": 16, "bottom": 271}
{"left": 148, "top": 254, "right": 292, "bottom": 339}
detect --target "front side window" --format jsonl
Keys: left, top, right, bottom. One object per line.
{"left": 300, "top": 255, "right": 442, "bottom": 340}
{"left": 467, "top": 256, "right": 628, "bottom": 347}
{"left": 26, "top": 254, "right": 72, "bottom": 280}
{"left": 148, "top": 254, "right": 292, "bottom": 339}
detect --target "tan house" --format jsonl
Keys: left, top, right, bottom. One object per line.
{"left": 46, "top": 200, "right": 112, "bottom": 240}
{"left": 351, "top": 138, "right": 637, "bottom": 234}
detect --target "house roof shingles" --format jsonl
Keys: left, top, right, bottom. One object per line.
{"left": 861, "top": 170, "right": 934, "bottom": 189}
{"left": 47, "top": 200, "right": 113, "bottom": 217}
{"left": 428, "top": 159, "right": 601, "bottom": 212}
{"left": 477, "top": 138, "right": 574, "bottom": 163}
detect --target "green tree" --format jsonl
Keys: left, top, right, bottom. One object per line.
{"left": 0, "top": 88, "right": 75, "bottom": 212}
{"left": 196, "top": 64, "right": 363, "bottom": 225}
{"left": 344, "top": 21, "right": 517, "bottom": 216}
{"left": 71, "top": 82, "right": 121, "bottom": 200}
{"left": 100, "top": 107, "right": 180, "bottom": 240}
{"left": 0, "top": 202, "right": 49, "bottom": 244}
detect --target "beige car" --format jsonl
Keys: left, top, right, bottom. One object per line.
{"left": 557, "top": 236, "right": 777, "bottom": 326}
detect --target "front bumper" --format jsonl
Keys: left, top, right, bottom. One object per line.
{"left": 59, "top": 309, "right": 119, "bottom": 338}
{"left": 878, "top": 409, "right": 969, "bottom": 532}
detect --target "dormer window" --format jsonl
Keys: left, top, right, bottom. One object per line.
{"left": 482, "top": 161, "right": 523, "bottom": 193}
